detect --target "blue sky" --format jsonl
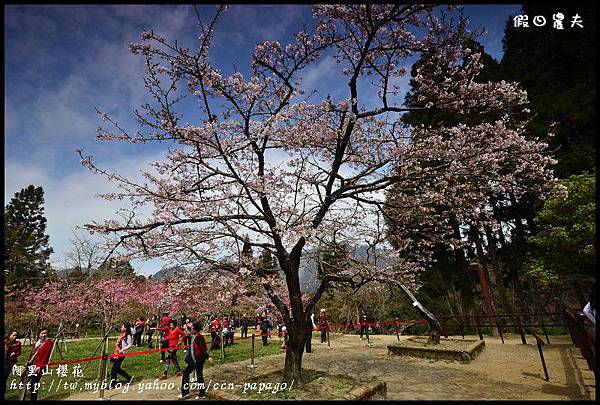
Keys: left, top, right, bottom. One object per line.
{"left": 4, "top": 4, "right": 521, "bottom": 276}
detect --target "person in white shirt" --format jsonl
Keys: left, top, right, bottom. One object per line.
{"left": 582, "top": 301, "right": 595, "bottom": 324}
{"left": 109, "top": 322, "right": 133, "bottom": 389}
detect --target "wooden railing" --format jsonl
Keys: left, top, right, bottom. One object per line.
{"left": 436, "top": 312, "right": 566, "bottom": 344}
{"left": 563, "top": 309, "right": 596, "bottom": 374}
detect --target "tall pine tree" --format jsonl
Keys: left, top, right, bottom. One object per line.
{"left": 4, "top": 185, "right": 54, "bottom": 293}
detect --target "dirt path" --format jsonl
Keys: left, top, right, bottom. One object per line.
{"left": 66, "top": 333, "right": 593, "bottom": 401}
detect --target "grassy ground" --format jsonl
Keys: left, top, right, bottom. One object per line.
{"left": 4, "top": 333, "right": 284, "bottom": 400}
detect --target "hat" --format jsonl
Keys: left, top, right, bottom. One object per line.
{"left": 320, "top": 308, "right": 326, "bottom": 313}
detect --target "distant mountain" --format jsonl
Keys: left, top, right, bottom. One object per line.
{"left": 55, "top": 267, "right": 97, "bottom": 279}
{"left": 147, "top": 245, "right": 391, "bottom": 290}
{"left": 299, "top": 251, "right": 320, "bottom": 292}
{"left": 297, "top": 245, "right": 391, "bottom": 293}
{"left": 150, "top": 265, "right": 186, "bottom": 282}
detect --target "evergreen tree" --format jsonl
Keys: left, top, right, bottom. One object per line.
{"left": 387, "top": 40, "right": 505, "bottom": 316}
{"left": 4, "top": 185, "right": 53, "bottom": 293}
{"left": 255, "top": 248, "right": 279, "bottom": 278}
{"left": 491, "top": 4, "right": 596, "bottom": 310}
{"left": 316, "top": 244, "right": 348, "bottom": 283}
{"left": 95, "top": 257, "right": 136, "bottom": 279}
{"left": 240, "top": 237, "right": 254, "bottom": 266}
{"left": 501, "top": 5, "right": 596, "bottom": 178}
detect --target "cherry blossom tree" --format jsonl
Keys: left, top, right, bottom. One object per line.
{"left": 26, "top": 278, "right": 139, "bottom": 337}
{"left": 137, "top": 279, "right": 167, "bottom": 316}
{"left": 28, "top": 280, "right": 89, "bottom": 329}
{"left": 80, "top": 5, "right": 562, "bottom": 381}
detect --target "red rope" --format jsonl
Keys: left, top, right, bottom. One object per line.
{"left": 39, "top": 318, "right": 426, "bottom": 367}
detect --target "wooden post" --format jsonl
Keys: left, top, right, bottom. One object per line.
{"left": 99, "top": 328, "right": 109, "bottom": 399}
{"left": 539, "top": 314, "right": 550, "bottom": 345}
{"left": 497, "top": 317, "right": 505, "bottom": 344}
{"left": 97, "top": 325, "right": 105, "bottom": 382}
{"left": 533, "top": 334, "right": 549, "bottom": 381}
{"left": 80, "top": 332, "right": 107, "bottom": 378}
{"left": 515, "top": 315, "right": 527, "bottom": 344}
{"left": 395, "top": 319, "right": 400, "bottom": 341}
{"left": 458, "top": 316, "right": 465, "bottom": 339}
{"left": 247, "top": 334, "right": 257, "bottom": 368}
{"left": 55, "top": 335, "right": 64, "bottom": 359}
{"left": 220, "top": 333, "right": 225, "bottom": 361}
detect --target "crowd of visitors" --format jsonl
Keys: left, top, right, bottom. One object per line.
{"left": 4, "top": 303, "right": 343, "bottom": 400}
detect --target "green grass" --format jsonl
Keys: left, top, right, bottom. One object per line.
{"left": 4, "top": 334, "right": 283, "bottom": 400}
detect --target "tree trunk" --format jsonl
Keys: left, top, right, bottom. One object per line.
{"left": 283, "top": 326, "right": 306, "bottom": 383}
{"left": 449, "top": 215, "right": 476, "bottom": 317}
{"left": 396, "top": 283, "right": 441, "bottom": 344}
{"left": 470, "top": 226, "right": 498, "bottom": 335}
{"left": 272, "top": 242, "right": 310, "bottom": 384}
{"left": 483, "top": 224, "right": 513, "bottom": 314}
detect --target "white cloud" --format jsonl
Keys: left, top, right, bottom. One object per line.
{"left": 5, "top": 150, "right": 170, "bottom": 276}
{"left": 4, "top": 162, "right": 52, "bottom": 200}
{"left": 300, "top": 55, "right": 343, "bottom": 99}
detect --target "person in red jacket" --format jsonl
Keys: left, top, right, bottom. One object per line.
{"left": 4, "top": 330, "right": 22, "bottom": 387}
{"left": 161, "top": 312, "right": 170, "bottom": 327}
{"left": 154, "top": 319, "right": 186, "bottom": 380}
{"left": 179, "top": 322, "right": 212, "bottom": 399}
{"left": 25, "top": 329, "right": 54, "bottom": 401}
{"left": 159, "top": 312, "right": 170, "bottom": 362}
{"left": 318, "top": 309, "right": 330, "bottom": 344}
{"left": 209, "top": 317, "right": 221, "bottom": 351}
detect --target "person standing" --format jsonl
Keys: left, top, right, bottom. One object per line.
{"left": 305, "top": 313, "right": 315, "bottom": 353}
{"left": 227, "top": 316, "right": 236, "bottom": 346}
{"left": 240, "top": 314, "right": 249, "bottom": 339}
{"left": 161, "top": 312, "right": 170, "bottom": 327}
{"left": 109, "top": 323, "right": 133, "bottom": 389}
{"left": 134, "top": 317, "right": 144, "bottom": 346}
{"left": 147, "top": 316, "right": 158, "bottom": 349}
{"left": 259, "top": 312, "right": 270, "bottom": 346}
{"left": 155, "top": 320, "right": 186, "bottom": 380}
{"left": 183, "top": 319, "right": 193, "bottom": 350}
{"left": 4, "top": 330, "right": 22, "bottom": 386}
{"left": 582, "top": 281, "right": 596, "bottom": 325}
{"left": 221, "top": 318, "right": 230, "bottom": 348}
{"left": 277, "top": 315, "right": 284, "bottom": 339}
{"left": 25, "top": 329, "right": 54, "bottom": 401}
{"left": 180, "top": 322, "right": 212, "bottom": 399}
{"left": 159, "top": 312, "right": 170, "bottom": 362}
{"left": 280, "top": 324, "right": 289, "bottom": 349}
{"left": 359, "top": 310, "right": 369, "bottom": 340}
{"left": 318, "top": 309, "right": 330, "bottom": 344}
{"left": 209, "top": 317, "right": 221, "bottom": 348}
